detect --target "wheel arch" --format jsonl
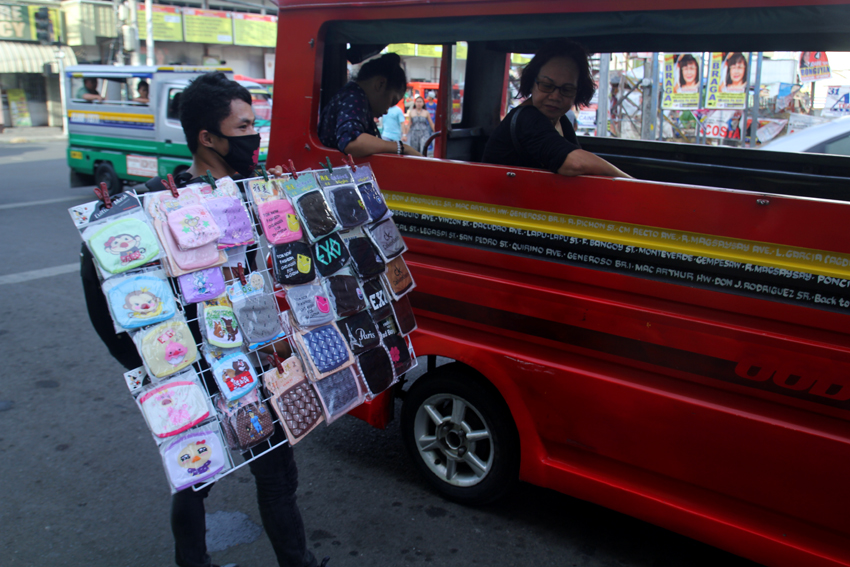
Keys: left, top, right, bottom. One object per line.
{"left": 406, "top": 328, "right": 548, "bottom": 484}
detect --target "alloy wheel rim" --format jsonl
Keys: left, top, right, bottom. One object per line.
{"left": 412, "top": 393, "right": 494, "bottom": 487}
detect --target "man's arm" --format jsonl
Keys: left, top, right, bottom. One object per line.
{"left": 344, "top": 133, "right": 423, "bottom": 158}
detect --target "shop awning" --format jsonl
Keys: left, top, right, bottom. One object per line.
{"left": 0, "top": 42, "right": 78, "bottom": 74}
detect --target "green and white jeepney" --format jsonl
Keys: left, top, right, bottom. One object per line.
{"left": 66, "top": 65, "right": 269, "bottom": 193}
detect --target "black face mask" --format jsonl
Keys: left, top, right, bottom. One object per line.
{"left": 212, "top": 132, "right": 261, "bottom": 177}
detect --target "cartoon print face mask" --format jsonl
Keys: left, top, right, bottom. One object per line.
{"left": 201, "top": 299, "right": 242, "bottom": 349}
{"left": 205, "top": 196, "right": 255, "bottom": 249}
{"left": 106, "top": 274, "right": 177, "bottom": 330}
{"left": 137, "top": 319, "right": 198, "bottom": 378}
{"left": 215, "top": 389, "right": 274, "bottom": 451}
{"left": 86, "top": 217, "right": 160, "bottom": 275}
{"left": 167, "top": 204, "right": 221, "bottom": 250}
{"left": 137, "top": 373, "right": 210, "bottom": 438}
{"left": 211, "top": 352, "right": 258, "bottom": 402}
{"left": 160, "top": 428, "right": 228, "bottom": 492}
{"left": 177, "top": 267, "right": 226, "bottom": 304}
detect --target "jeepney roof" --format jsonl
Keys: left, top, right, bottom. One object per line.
{"left": 65, "top": 65, "right": 233, "bottom": 80}
{"left": 273, "top": 0, "right": 850, "bottom": 52}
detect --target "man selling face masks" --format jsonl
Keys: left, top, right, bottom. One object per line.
{"left": 179, "top": 72, "right": 262, "bottom": 180}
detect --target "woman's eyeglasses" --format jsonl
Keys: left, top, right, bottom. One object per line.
{"left": 535, "top": 79, "right": 577, "bottom": 98}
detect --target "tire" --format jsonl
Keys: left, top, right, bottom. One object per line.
{"left": 94, "top": 161, "right": 121, "bottom": 196}
{"left": 401, "top": 365, "right": 520, "bottom": 505}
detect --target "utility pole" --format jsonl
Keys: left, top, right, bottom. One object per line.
{"left": 145, "top": 0, "right": 154, "bottom": 65}
{"left": 596, "top": 54, "right": 610, "bottom": 137}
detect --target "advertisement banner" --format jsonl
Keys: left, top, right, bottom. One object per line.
{"left": 183, "top": 8, "right": 232, "bottom": 45}
{"left": 822, "top": 86, "right": 850, "bottom": 117}
{"left": 0, "top": 5, "right": 61, "bottom": 43}
{"left": 416, "top": 45, "right": 442, "bottom": 58}
{"left": 7, "top": 89, "right": 32, "bottom": 127}
{"left": 138, "top": 5, "right": 183, "bottom": 42}
{"left": 705, "top": 52, "right": 748, "bottom": 109}
{"left": 662, "top": 53, "right": 702, "bottom": 110}
{"left": 799, "top": 52, "right": 830, "bottom": 83}
{"left": 233, "top": 13, "right": 276, "bottom": 47}
{"left": 386, "top": 43, "right": 415, "bottom": 56}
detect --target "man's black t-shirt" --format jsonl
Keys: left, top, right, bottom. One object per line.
{"left": 80, "top": 173, "right": 250, "bottom": 374}
{"left": 482, "top": 105, "right": 581, "bottom": 173}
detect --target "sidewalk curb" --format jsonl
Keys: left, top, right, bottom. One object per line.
{"left": 0, "top": 135, "right": 68, "bottom": 144}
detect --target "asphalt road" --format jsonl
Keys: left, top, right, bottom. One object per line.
{"left": 0, "top": 141, "right": 764, "bottom": 567}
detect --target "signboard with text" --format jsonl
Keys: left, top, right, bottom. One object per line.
{"left": 0, "top": 4, "right": 61, "bottom": 43}
{"left": 823, "top": 86, "right": 850, "bottom": 117}
{"left": 183, "top": 8, "right": 232, "bottom": 44}
{"left": 138, "top": 4, "right": 183, "bottom": 42}
{"left": 233, "top": 12, "right": 276, "bottom": 47}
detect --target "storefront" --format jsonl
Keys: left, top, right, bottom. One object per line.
{"left": 0, "top": 3, "right": 76, "bottom": 127}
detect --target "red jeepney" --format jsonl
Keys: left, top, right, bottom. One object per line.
{"left": 267, "top": 1, "right": 850, "bottom": 566}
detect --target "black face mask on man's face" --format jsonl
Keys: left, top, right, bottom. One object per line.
{"left": 212, "top": 131, "right": 261, "bottom": 177}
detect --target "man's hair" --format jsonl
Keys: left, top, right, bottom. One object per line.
{"left": 179, "top": 72, "right": 252, "bottom": 153}
{"left": 519, "top": 40, "right": 595, "bottom": 107}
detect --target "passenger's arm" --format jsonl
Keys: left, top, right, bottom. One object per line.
{"left": 344, "top": 133, "right": 423, "bottom": 158}
{"left": 81, "top": 93, "right": 103, "bottom": 102}
{"left": 557, "top": 149, "right": 632, "bottom": 178}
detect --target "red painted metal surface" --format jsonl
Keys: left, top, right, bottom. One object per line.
{"left": 266, "top": 1, "right": 850, "bottom": 566}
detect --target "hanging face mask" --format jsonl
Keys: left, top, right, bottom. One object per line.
{"left": 213, "top": 131, "right": 261, "bottom": 177}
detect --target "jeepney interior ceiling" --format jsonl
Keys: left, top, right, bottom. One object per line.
{"left": 327, "top": 4, "right": 850, "bottom": 55}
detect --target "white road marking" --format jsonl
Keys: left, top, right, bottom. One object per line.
{"left": 0, "top": 195, "right": 89, "bottom": 210}
{"left": 0, "top": 263, "right": 79, "bottom": 285}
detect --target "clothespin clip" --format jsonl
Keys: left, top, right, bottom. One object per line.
{"left": 343, "top": 154, "right": 357, "bottom": 171}
{"left": 287, "top": 159, "right": 298, "bottom": 179}
{"left": 166, "top": 173, "right": 180, "bottom": 198}
{"left": 94, "top": 182, "right": 112, "bottom": 209}
{"left": 256, "top": 164, "right": 269, "bottom": 181}
{"left": 206, "top": 169, "right": 217, "bottom": 189}
{"left": 236, "top": 262, "right": 247, "bottom": 286}
{"left": 321, "top": 156, "right": 333, "bottom": 174}
{"left": 267, "top": 353, "right": 285, "bottom": 374}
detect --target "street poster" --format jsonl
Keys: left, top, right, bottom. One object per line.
{"left": 183, "top": 8, "right": 232, "bottom": 45}
{"left": 705, "top": 52, "right": 749, "bottom": 109}
{"left": 799, "top": 52, "right": 831, "bottom": 83}
{"left": 233, "top": 13, "right": 276, "bottom": 47}
{"left": 822, "top": 86, "right": 850, "bottom": 117}
{"left": 786, "top": 112, "right": 829, "bottom": 136}
{"left": 7, "top": 89, "right": 32, "bottom": 127}
{"left": 138, "top": 4, "right": 183, "bottom": 42}
{"left": 662, "top": 53, "right": 702, "bottom": 110}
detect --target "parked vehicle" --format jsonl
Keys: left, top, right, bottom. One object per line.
{"left": 269, "top": 1, "right": 850, "bottom": 566}
{"left": 66, "top": 65, "right": 269, "bottom": 193}
{"left": 760, "top": 116, "right": 850, "bottom": 156}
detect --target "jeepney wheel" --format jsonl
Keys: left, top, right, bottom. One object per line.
{"left": 94, "top": 162, "right": 121, "bottom": 196}
{"left": 401, "top": 365, "right": 519, "bottom": 505}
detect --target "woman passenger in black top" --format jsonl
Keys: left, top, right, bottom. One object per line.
{"left": 483, "top": 40, "right": 631, "bottom": 178}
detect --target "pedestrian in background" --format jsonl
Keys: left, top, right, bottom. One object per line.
{"left": 381, "top": 104, "right": 406, "bottom": 143}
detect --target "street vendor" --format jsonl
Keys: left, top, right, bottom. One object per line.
{"left": 81, "top": 72, "right": 329, "bottom": 567}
